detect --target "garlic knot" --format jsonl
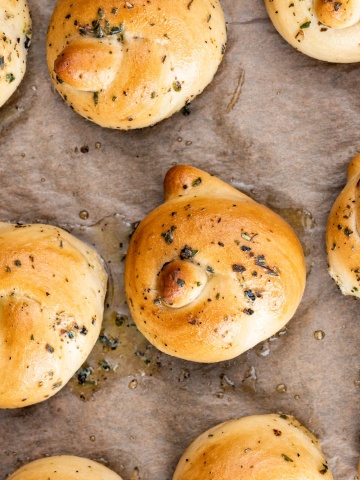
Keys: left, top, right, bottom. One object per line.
{"left": 125, "top": 165, "right": 306, "bottom": 363}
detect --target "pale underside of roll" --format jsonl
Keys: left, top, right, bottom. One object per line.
{"left": 326, "top": 154, "right": 360, "bottom": 297}
{"left": 0, "top": 0, "right": 32, "bottom": 107}
{"left": 173, "top": 414, "right": 334, "bottom": 480}
{"left": 46, "top": 0, "right": 227, "bottom": 129}
{"left": 265, "top": 0, "right": 360, "bottom": 62}
{"left": 125, "top": 165, "right": 306, "bottom": 363}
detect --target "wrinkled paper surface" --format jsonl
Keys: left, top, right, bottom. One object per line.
{"left": 0, "top": 1, "right": 359, "bottom": 479}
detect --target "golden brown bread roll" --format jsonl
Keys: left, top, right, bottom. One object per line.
{"left": 0, "top": 222, "right": 107, "bottom": 408}
{"left": 0, "top": 0, "right": 32, "bottom": 107}
{"left": 8, "top": 456, "right": 123, "bottom": 480}
{"left": 265, "top": 0, "right": 360, "bottom": 62}
{"left": 326, "top": 154, "right": 360, "bottom": 297}
{"left": 46, "top": 0, "right": 227, "bottom": 129}
{"left": 173, "top": 414, "right": 333, "bottom": 480}
{"left": 125, "top": 165, "right": 306, "bottom": 362}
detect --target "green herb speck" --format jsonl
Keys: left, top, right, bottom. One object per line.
{"left": 172, "top": 81, "right": 182, "bottom": 92}
{"left": 99, "top": 359, "right": 111, "bottom": 371}
{"left": 161, "top": 226, "right": 177, "bottom": 244}
{"left": 180, "top": 245, "right": 198, "bottom": 259}
{"left": 6, "top": 73, "right": 15, "bottom": 83}
{"left": 115, "top": 314, "right": 127, "bottom": 326}
{"left": 241, "top": 232, "right": 252, "bottom": 241}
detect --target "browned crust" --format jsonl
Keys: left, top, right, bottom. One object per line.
{"left": 173, "top": 414, "right": 333, "bottom": 480}
{"left": 8, "top": 456, "right": 122, "bottom": 480}
{"left": 46, "top": 0, "right": 227, "bottom": 129}
{"left": 125, "top": 166, "right": 306, "bottom": 363}
{"left": 0, "top": 223, "right": 107, "bottom": 408}
{"left": 326, "top": 154, "right": 360, "bottom": 297}
{"left": 314, "top": 0, "right": 355, "bottom": 28}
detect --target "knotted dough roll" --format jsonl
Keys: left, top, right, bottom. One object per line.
{"left": 326, "top": 154, "right": 360, "bottom": 297}
{"left": 0, "top": 222, "right": 107, "bottom": 408}
{"left": 173, "top": 414, "right": 333, "bottom": 480}
{"left": 125, "top": 165, "right": 306, "bottom": 363}
{"left": 46, "top": 0, "right": 227, "bottom": 129}
{"left": 265, "top": 0, "right": 360, "bottom": 62}
{"left": 0, "top": 0, "right": 32, "bottom": 107}
{"left": 8, "top": 456, "right": 123, "bottom": 480}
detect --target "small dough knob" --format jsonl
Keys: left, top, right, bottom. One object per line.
{"left": 157, "top": 260, "right": 207, "bottom": 308}
{"left": 54, "top": 37, "right": 122, "bottom": 91}
{"left": 314, "top": 0, "right": 360, "bottom": 28}
{"left": 347, "top": 152, "right": 360, "bottom": 181}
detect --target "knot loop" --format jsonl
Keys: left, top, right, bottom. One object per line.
{"left": 157, "top": 260, "right": 208, "bottom": 308}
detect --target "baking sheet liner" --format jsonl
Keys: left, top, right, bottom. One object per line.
{"left": 0, "top": 1, "right": 359, "bottom": 478}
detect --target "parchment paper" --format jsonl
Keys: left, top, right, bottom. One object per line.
{"left": 0, "top": 1, "right": 359, "bottom": 479}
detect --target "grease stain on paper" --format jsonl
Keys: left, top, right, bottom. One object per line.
{"left": 62, "top": 214, "right": 161, "bottom": 401}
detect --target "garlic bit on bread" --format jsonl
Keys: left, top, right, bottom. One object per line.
{"left": 125, "top": 165, "right": 306, "bottom": 363}
{"left": 0, "top": 222, "right": 107, "bottom": 408}
{"left": 326, "top": 154, "right": 360, "bottom": 297}
{"left": 8, "top": 456, "right": 123, "bottom": 480}
{"left": 46, "top": 0, "right": 227, "bottom": 129}
{"left": 0, "top": 0, "right": 32, "bottom": 107}
{"left": 173, "top": 414, "right": 333, "bottom": 480}
{"left": 265, "top": 0, "right": 360, "bottom": 62}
